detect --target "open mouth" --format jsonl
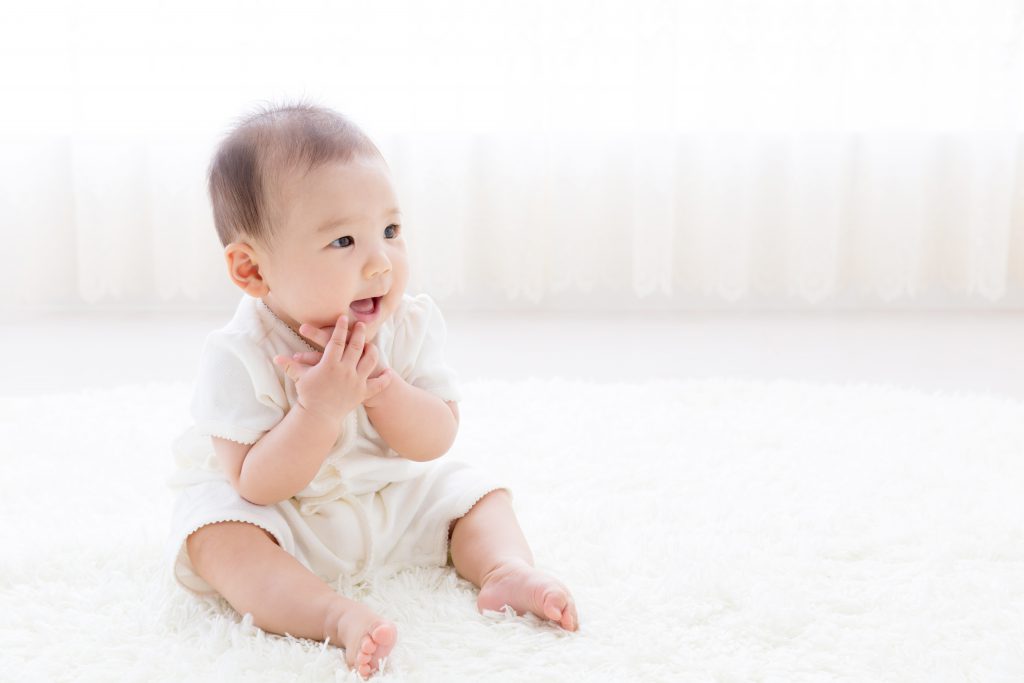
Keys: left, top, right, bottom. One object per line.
{"left": 349, "top": 296, "right": 382, "bottom": 320}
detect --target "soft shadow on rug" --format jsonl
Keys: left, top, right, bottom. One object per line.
{"left": 2, "top": 378, "right": 1023, "bottom": 682}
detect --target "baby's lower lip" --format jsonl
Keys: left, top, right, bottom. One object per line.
{"left": 349, "top": 296, "right": 381, "bottom": 323}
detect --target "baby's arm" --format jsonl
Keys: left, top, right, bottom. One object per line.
{"left": 363, "top": 374, "right": 458, "bottom": 462}
{"left": 213, "top": 402, "right": 342, "bottom": 505}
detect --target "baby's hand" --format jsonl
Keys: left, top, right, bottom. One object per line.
{"left": 290, "top": 321, "right": 390, "bottom": 380}
{"left": 272, "top": 315, "right": 392, "bottom": 423}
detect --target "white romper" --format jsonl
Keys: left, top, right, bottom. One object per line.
{"left": 164, "top": 292, "right": 508, "bottom": 597}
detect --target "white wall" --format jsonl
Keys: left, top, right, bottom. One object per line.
{"left": 1, "top": 0, "right": 1022, "bottom": 313}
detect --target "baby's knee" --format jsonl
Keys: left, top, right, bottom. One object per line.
{"left": 186, "top": 520, "right": 278, "bottom": 574}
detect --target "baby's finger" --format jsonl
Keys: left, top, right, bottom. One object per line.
{"left": 290, "top": 351, "right": 323, "bottom": 365}
{"left": 343, "top": 322, "right": 366, "bottom": 365}
{"left": 273, "top": 354, "right": 307, "bottom": 382}
{"left": 356, "top": 343, "right": 379, "bottom": 376}
{"left": 298, "top": 323, "right": 332, "bottom": 349}
{"left": 365, "top": 368, "right": 393, "bottom": 402}
{"left": 324, "top": 314, "right": 349, "bottom": 362}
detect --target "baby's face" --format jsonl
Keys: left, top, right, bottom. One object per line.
{"left": 256, "top": 155, "right": 409, "bottom": 344}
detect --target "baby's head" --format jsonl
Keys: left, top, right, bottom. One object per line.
{"left": 208, "top": 101, "right": 408, "bottom": 343}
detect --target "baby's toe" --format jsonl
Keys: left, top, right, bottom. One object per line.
{"left": 543, "top": 594, "right": 565, "bottom": 621}
{"left": 561, "top": 600, "right": 579, "bottom": 631}
{"left": 351, "top": 622, "right": 397, "bottom": 677}
{"left": 371, "top": 622, "right": 398, "bottom": 647}
{"left": 349, "top": 638, "right": 371, "bottom": 665}
{"left": 543, "top": 589, "right": 579, "bottom": 631}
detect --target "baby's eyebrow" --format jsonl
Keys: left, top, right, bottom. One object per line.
{"left": 316, "top": 208, "right": 401, "bottom": 233}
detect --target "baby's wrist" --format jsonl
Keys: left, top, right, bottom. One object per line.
{"left": 295, "top": 400, "right": 344, "bottom": 430}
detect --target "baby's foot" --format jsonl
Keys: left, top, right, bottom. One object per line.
{"left": 477, "top": 559, "right": 579, "bottom": 631}
{"left": 330, "top": 600, "right": 398, "bottom": 679}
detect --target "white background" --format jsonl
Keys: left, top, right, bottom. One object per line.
{"left": 1, "top": 0, "right": 1023, "bottom": 313}
{"left": 1, "top": 0, "right": 1022, "bottom": 401}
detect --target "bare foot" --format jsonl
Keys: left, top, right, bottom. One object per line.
{"left": 477, "top": 559, "right": 579, "bottom": 631}
{"left": 329, "top": 599, "right": 398, "bottom": 679}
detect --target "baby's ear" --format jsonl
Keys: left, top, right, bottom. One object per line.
{"left": 224, "top": 242, "right": 269, "bottom": 297}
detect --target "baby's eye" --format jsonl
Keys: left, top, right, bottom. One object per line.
{"left": 329, "top": 236, "right": 354, "bottom": 248}
{"left": 385, "top": 224, "right": 400, "bottom": 238}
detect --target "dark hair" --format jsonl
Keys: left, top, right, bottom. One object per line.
{"left": 207, "top": 99, "right": 385, "bottom": 249}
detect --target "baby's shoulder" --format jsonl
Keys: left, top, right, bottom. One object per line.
{"left": 196, "top": 298, "right": 279, "bottom": 378}
{"left": 391, "top": 292, "right": 443, "bottom": 331}
{"left": 386, "top": 292, "right": 445, "bottom": 348}
{"left": 383, "top": 292, "right": 450, "bottom": 368}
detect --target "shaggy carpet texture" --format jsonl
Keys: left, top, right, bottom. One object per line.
{"left": 1, "top": 378, "right": 1023, "bottom": 682}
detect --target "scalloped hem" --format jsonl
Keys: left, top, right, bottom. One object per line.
{"left": 203, "top": 431, "right": 259, "bottom": 446}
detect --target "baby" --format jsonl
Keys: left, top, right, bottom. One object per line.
{"left": 164, "top": 102, "right": 578, "bottom": 678}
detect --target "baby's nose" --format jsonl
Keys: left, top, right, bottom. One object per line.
{"left": 364, "top": 255, "right": 391, "bottom": 278}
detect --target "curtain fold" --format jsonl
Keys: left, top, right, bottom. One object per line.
{"left": 1, "top": 0, "right": 1023, "bottom": 312}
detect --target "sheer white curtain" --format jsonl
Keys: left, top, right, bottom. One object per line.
{"left": 1, "top": 0, "right": 1022, "bottom": 313}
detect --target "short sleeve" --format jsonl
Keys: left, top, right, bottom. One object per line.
{"left": 189, "top": 334, "right": 286, "bottom": 445}
{"left": 391, "top": 294, "right": 463, "bottom": 403}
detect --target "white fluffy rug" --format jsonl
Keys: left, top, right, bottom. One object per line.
{"left": 2, "top": 378, "right": 1024, "bottom": 682}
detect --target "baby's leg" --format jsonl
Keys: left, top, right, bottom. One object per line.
{"left": 449, "top": 489, "right": 579, "bottom": 631}
{"left": 186, "top": 521, "right": 397, "bottom": 677}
